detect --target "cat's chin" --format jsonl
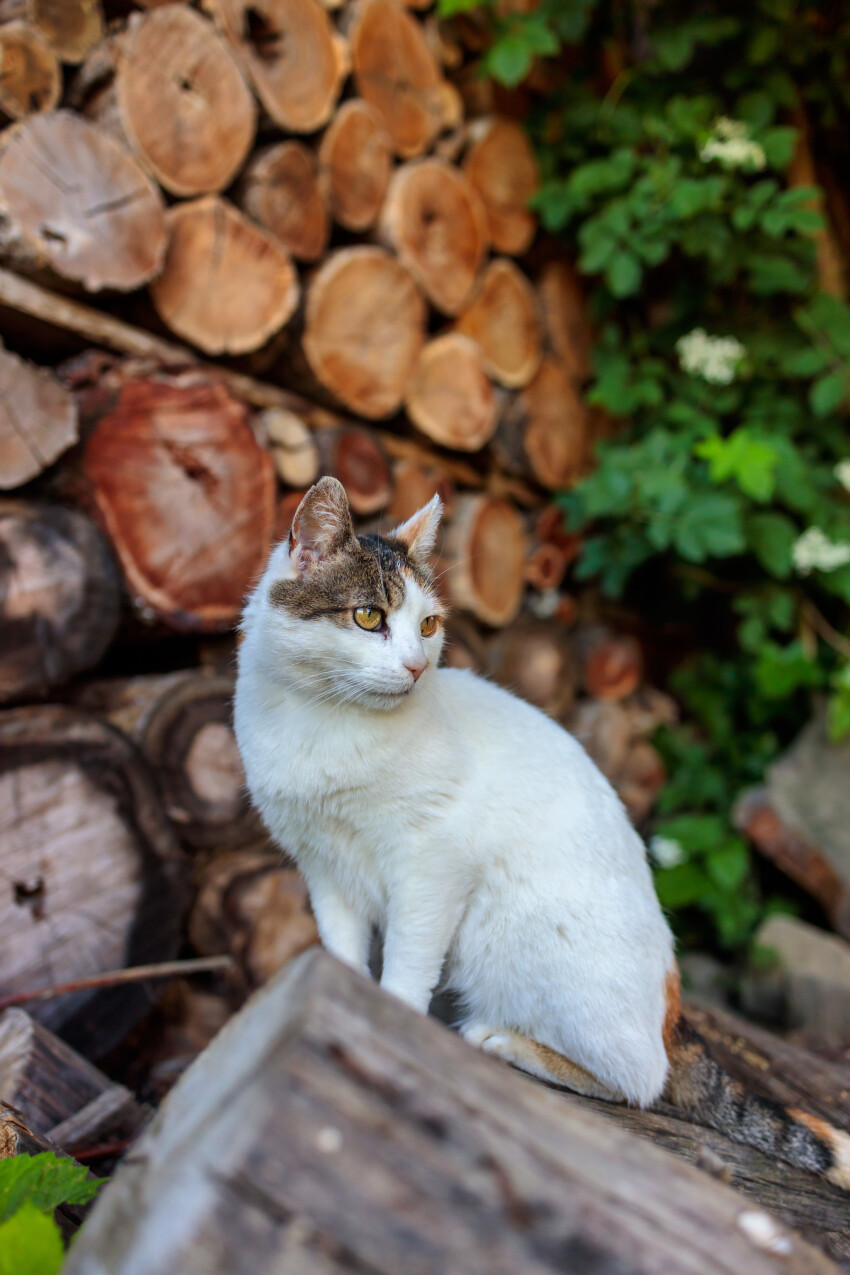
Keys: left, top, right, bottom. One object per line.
{"left": 359, "top": 686, "right": 416, "bottom": 712}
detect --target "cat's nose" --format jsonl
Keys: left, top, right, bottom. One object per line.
{"left": 405, "top": 661, "right": 426, "bottom": 683}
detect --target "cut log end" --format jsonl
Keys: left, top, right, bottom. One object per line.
{"left": 0, "top": 22, "right": 61, "bottom": 120}
{"left": 318, "top": 99, "right": 391, "bottom": 232}
{"left": 464, "top": 116, "right": 539, "bottom": 255}
{"left": 538, "top": 260, "right": 594, "bottom": 383}
{"left": 239, "top": 142, "right": 329, "bottom": 262}
{"left": 443, "top": 493, "right": 526, "bottom": 626}
{"left": 456, "top": 257, "right": 543, "bottom": 387}
{"left": 314, "top": 426, "right": 392, "bottom": 516}
{"left": 0, "top": 344, "right": 78, "bottom": 489}
{"left": 404, "top": 333, "right": 497, "bottom": 453}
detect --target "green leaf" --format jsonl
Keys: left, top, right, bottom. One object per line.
{"left": 760, "top": 126, "right": 797, "bottom": 170}
{"left": 745, "top": 511, "right": 797, "bottom": 577}
{"left": 754, "top": 642, "right": 821, "bottom": 699}
{"left": 810, "top": 372, "right": 846, "bottom": 417}
{"left": 673, "top": 491, "right": 746, "bottom": 561}
{"left": 0, "top": 1154, "right": 101, "bottom": 1223}
{"left": 707, "top": 840, "right": 750, "bottom": 890}
{"left": 485, "top": 33, "right": 533, "bottom": 87}
{"left": 654, "top": 863, "right": 710, "bottom": 908}
{"left": 607, "top": 251, "right": 642, "bottom": 296}
{"left": 0, "top": 1203, "right": 64, "bottom": 1275}
{"left": 696, "top": 431, "right": 779, "bottom": 503}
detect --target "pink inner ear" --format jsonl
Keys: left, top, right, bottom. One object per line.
{"left": 393, "top": 494, "right": 442, "bottom": 559}
{"left": 290, "top": 478, "right": 354, "bottom": 563}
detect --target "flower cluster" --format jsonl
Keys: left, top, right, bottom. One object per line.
{"left": 699, "top": 117, "right": 767, "bottom": 171}
{"left": 675, "top": 328, "right": 746, "bottom": 384}
{"left": 648, "top": 836, "right": 684, "bottom": 869}
{"left": 835, "top": 460, "right": 850, "bottom": 492}
{"left": 792, "top": 527, "right": 850, "bottom": 575}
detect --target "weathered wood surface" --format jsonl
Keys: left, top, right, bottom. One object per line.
{"left": 65, "top": 951, "right": 841, "bottom": 1275}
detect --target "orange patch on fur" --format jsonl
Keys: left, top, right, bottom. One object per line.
{"left": 662, "top": 965, "right": 682, "bottom": 1054}
{"left": 788, "top": 1108, "right": 833, "bottom": 1143}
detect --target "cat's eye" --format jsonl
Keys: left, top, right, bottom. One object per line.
{"left": 354, "top": 607, "right": 383, "bottom": 631}
{"left": 420, "top": 615, "right": 440, "bottom": 638}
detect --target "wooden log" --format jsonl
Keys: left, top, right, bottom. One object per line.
{"left": 380, "top": 158, "right": 489, "bottom": 315}
{"left": 565, "top": 698, "right": 632, "bottom": 778}
{"left": 0, "top": 500, "right": 120, "bottom": 703}
{"left": 577, "top": 626, "right": 644, "bottom": 701}
{"left": 149, "top": 197, "right": 300, "bottom": 356}
{"left": 349, "top": 0, "right": 446, "bottom": 158}
{"left": 495, "top": 357, "right": 590, "bottom": 490}
{"left": 313, "top": 425, "right": 392, "bottom": 516}
{"left": 0, "top": 21, "right": 60, "bottom": 119}
{"left": 0, "top": 706, "right": 185, "bottom": 1057}
{"left": 80, "top": 371, "right": 276, "bottom": 631}
{"left": 404, "top": 333, "right": 497, "bottom": 452}
{"left": 441, "top": 493, "right": 526, "bottom": 626}
{"left": 72, "top": 671, "right": 261, "bottom": 851}
{"left": 455, "top": 257, "right": 543, "bottom": 388}
{"left": 258, "top": 407, "right": 320, "bottom": 488}
{"left": 538, "top": 260, "right": 594, "bottom": 382}
{"left": 488, "top": 617, "right": 575, "bottom": 718}
{"left": 237, "top": 142, "right": 329, "bottom": 262}
{"left": 524, "top": 541, "right": 567, "bottom": 591}
{"left": 303, "top": 246, "right": 426, "bottom": 419}
{"left": 387, "top": 456, "right": 455, "bottom": 524}
{"left": 115, "top": 6, "right": 256, "bottom": 198}
{"left": 441, "top": 613, "right": 488, "bottom": 673}
{"left": 0, "top": 0, "right": 103, "bottom": 63}
{"left": 0, "top": 343, "right": 77, "bottom": 488}
{"left": 463, "top": 116, "right": 539, "bottom": 255}
{"left": 616, "top": 739, "right": 666, "bottom": 824}
{"left": 317, "top": 98, "right": 392, "bottom": 232}
{"left": 0, "top": 111, "right": 167, "bottom": 291}
{"left": 206, "top": 0, "right": 348, "bottom": 133}
{"left": 63, "top": 950, "right": 841, "bottom": 1275}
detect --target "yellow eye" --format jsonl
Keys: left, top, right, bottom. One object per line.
{"left": 354, "top": 607, "right": 383, "bottom": 631}
{"left": 420, "top": 615, "right": 439, "bottom": 638}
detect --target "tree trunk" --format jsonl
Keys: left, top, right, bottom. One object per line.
{"left": 116, "top": 5, "right": 256, "bottom": 198}
{"left": 495, "top": 357, "right": 590, "bottom": 490}
{"left": 0, "top": 705, "right": 185, "bottom": 1058}
{"left": 149, "top": 196, "right": 300, "bottom": 356}
{"left": 441, "top": 493, "right": 526, "bottom": 626}
{"left": 538, "top": 260, "right": 594, "bottom": 382}
{"left": 0, "top": 0, "right": 103, "bottom": 64}
{"left": 0, "top": 110, "right": 167, "bottom": 291}
{"left": 80, "top": 370, "right": 276, "bottom": 631}
{"left": 404, "top": 333, "right": 498, "bottom": 452}
{"left": 0, "top": 21, "right": 60, "bottom": 120}
{"left": 63, "top": 950, "right": 841, "bottom": 1275}
{"left": 455, "top": 257, "right": 543, "bottom": 388}
{"left": 206, "top": 0, "right": 348, "bottom": 133}
{"left": 237, "top": 141, "right": 329, "bottom": 262}
{"left": 313, "top": 425, "right": 393, "bottom": 516}
{"left": 0, "top": 500, "right": 120, "bottom": 703}
{"left": 380, "top": 158, "right": 489, "bottom": 315}
{"left": 258, "top": 407, "right": 320, "bottom": 488}
{"left": 0, "top": 343, "right": 77, "bottom": 488}
{"left": 463, "top": 116, "right": 539, "bottom": 256}
{"left": 317, "top": 98, "right": 392, "bottom": 232}
{"left": 488, "top": 617, "right": 576, "bottom": 718}
{"left": 303, "top": 246, "right": 427, "bottom": 419}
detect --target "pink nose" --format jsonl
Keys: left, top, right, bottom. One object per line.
{"left": 405, "top": 662, "right": 426, "bottom": 683}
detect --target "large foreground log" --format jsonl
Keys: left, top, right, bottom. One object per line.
{"left": 65, "top": 950, "right": 839, "bottom": 1275}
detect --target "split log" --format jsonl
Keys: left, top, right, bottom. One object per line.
{"left": 317, "top": 98, "right": 392, "bottom": 232}
{"left": 149, "top": 197, "right": 300, "bottom": 356}
{"left": 0, "top": 343, "right": 77, "bottom": 488}
{"left": 576, "top": 627, "right": 644, "bottom": 701}
{"left": 0, "top": 500, "right": 120, "bottom": 702}
{"left": 441, "top": 493, "right": 526, "bottom": 626}
{"left": 495, "top": 357, "right": 590, "bottom": 490}
{"left": 0, "top": 21, "right": 60, "bottom": 120}
{"left": 380, "top": 158, "right": 489, "bottom": 314}
{"left": 455, "top": 257, "right": 543, "bottom": 387}
{"left": 349, "top": 0, "right": 446, "bottom": 158}
{"left": 538, "top": 260, "right": 594, "bottom": 382}
{"left": 488, "top": 617, "right": 575, "bottom": 718}
{"left": 303, "top": 246, "right": 426, "bottom": 419}
{"left": 237, "top": 142, "right": 329, "bottom": 262}
{"left": 0, "top": 111, "right": 167, "bottom": 290}
{"left": 0, "top": 706, "right": 185, "bottom": 1057}
{"left": 206, "top": 0, "right": 348, "bottom": 133}
{"left": 72, "top": 671, "right": 260, "bottom": 850}
{"left": 463, "top": 116, "right": 539, "bottom": 255}
{"left": 63, "top": 950, "right": 840, "bottom": 1275}
{"left": 387, "top": 456, "right": 455, "bottom": 524}
{"left": 80, "top": 371, "right": 276, "bottom": 631}
{"left": 313, "top": 425, "right": 392, "bottom": 516}
{"left": 116, "top": 6, "right": 256, "bottom": 198}
{"left": 0, "top": 0, "right": 103, "bottom": 64}
{"left": 258, "top": 407, "right": 320, "bottom": 488}
{"left": 404, "top": 333, "right": 497, "bottom": 452}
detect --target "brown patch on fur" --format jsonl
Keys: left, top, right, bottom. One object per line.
{"left": 501, "top": 1034, "right": 620, "bottom": 1100}
{"left": 662, "top": 965, "right": 682, "bottom": 1055}
{"left": 270, "top": 532, "right": 433, "bottom": 620}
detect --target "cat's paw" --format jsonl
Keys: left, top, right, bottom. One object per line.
{"left": 459, "top": 1021, "right": 497, "bottom": 1048}
{"left": 480, "top": 1033, "right": 515, "bottom": 1059}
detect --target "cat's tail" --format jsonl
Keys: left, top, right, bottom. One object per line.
{"left": 664, "top": 1014, "right": 850, "bottom": 1189}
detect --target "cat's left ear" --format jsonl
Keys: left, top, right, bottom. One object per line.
{"left": 391, "top": 494, "right": 443, "bottom": 566}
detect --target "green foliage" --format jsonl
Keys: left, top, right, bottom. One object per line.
{"left": 0, "top": 1154, "right": 102, "bottom": 1275}
{"left": 438, "top": 0, "right": 850, "bottom": 949}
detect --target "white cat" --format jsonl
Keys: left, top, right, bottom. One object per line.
{"left": 235, "top": 478, "right": 850, "bottom": 1183}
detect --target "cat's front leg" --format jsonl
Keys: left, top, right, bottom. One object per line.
{"left": 302, "top": 866, "right": 371, "bottom": 976}
{"left": 380, "top": 881, "right": 466, "bottom": 1014}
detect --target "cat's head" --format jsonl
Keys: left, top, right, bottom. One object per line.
{"left": 244, "top": 477, "right": 446, "bottom": 710}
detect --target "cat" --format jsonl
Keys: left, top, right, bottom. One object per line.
{"left": 235, "top": 476, "right": 850, "bottom": 1188}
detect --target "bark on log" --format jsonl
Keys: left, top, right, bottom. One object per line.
{"left": 116, "top": 6, "right": 256, "bottom": 198}
{"left": 0, "top": 0, "right": 103, "bottom": 63}
{"left": 317, "top": 98, "right": 392, "bottom": 232}
{"left": 80, "top": 371, "right": 276, "bottom": 631}
{"left": 381, "top": 158, "right": 489, "bottom": 315}
{"left": 0, "top": 21, "right": 60, "bottom": 120}
{"left": 237, "top": 142, "right": 329, "bottom": 262}
{"left": 488, "top": 617, "right": 575, "bottom": 718}
{"left": 0, "top": 500, "right": 120, "bottom": 702}
{"left": 258, "top": 407, "right": 320, "bottom": 487}
{"left": 0, "top": 343, "right": 77, "bottom": 488}
{"left": 463, "top": 116, "right": 538, "bottom": 255}
{"left": 64, "top": 950, "right": 841, "bottom": 1275}
{"left": 0, "top": 706, "right": 185, "bottom": 1057}
{"left": 404, "top": 333, "right": 497, "bottom": 452}
{"left": 455, "top": 257, "right": 543, "bottom": 387}
{"left": 538, "top": 260, "right": 594, "bottom": 382}
{"left": 206, "top": 0, "right": 348, "bottom": 133}
{"left": 349, "top": 0, "right": 447, "bottom": 158}
{"left": 313, "top": 425, "right": 393, "bottom": 516}
{"left": 303, "top": 246, "right": 427, "bottom": 419}
{"left": 0, "top": 111, "right": 167, "bottom": 290}
{"left": 441, "top": 493, "right": 526, "bottom": 626}
{"left": 149, "top": 197, "right": 300, "bottom": 356}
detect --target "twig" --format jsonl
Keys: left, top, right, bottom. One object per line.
{"left": 802, "top": 598, "right": 850, "bottom": 660}
{"left": 71, "top": 1138, "right": 134, "bottom": 1164}
{"left": 0, "top": 955, "right": 234, "bottom": 1012}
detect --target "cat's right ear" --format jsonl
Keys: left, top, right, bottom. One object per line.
{"left": 289, "top": 477, "right": 354, "bottom": 569}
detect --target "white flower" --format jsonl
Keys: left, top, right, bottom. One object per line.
{"left": 835, "top": 460, "right": 850, "bottom": 492}
{"left": 699, "top": 117, "right": 767, "bottom": 171}
{"left": 792, "top": 527, "right": 850, "bottom": 575}
{"left": 649, "top": 836, "right": 684, "bottom": 868}
{"left": 676, "top": 328, "right": 746, "bottom": 385}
